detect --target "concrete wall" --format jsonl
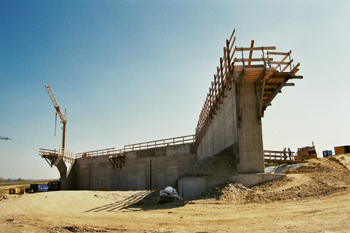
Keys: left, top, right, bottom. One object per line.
{"left": 196, "top": 80, "right": 265, "bottom": 173}
{"left": 65, "top": 143, "right": 197, "bottom": 191}
{"left": 197, "top": 85, "right": 239, "bottom": 161}
{"left": 237, "top": 82, "right": 264, "bottom": 173}
{"left": 179, "top": 173, "right": 285, "bottom": 199}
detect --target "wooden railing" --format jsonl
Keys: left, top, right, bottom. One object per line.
{"left": 41, "top": 134, "right": 195, "bottom": 162}
{"left": 75, "top": 147, "right": 123, "bottom": 158}
{"left": 39, "top": 147, "right": 76, "bottom": 159}
{"left": 264, "top": 150, "right": 296, "bottom": 162}
{"left": 123, "top": 135, "right": 195, "bottom": 152}
{"left": 195, "top": 30, "right": 236, "bottom": 148}
{"left": 194, "top": 29, "right": 300, "bottom": 148}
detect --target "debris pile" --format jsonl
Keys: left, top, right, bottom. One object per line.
{"left": 0, "top": 194, "right": 8, "bottom": 201}
{"left": 159, "top": 186, "right": 183, "bottom": 204}
{"left": 197, "top": 182, "right": 253, "bottom": 204}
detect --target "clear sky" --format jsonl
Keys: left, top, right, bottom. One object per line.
{"left": 1, "top": 0, "right": 350, "bottom": 179}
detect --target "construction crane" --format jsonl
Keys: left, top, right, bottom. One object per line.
{"left": 45, "top": 84, "right": 67, "bottom": 150}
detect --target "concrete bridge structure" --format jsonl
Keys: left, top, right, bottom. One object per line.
{"left": 40, "top": 30, "right": 302, "bottom": 199}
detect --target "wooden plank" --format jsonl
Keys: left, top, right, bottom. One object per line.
{"left": 283, "top": 83, "right": 295, "bottom": 86}
{"left": 228, "top": 29, "right": 235, "bottom": 44}
{"left": 290, "top": 62, "right": 300, "bottom": 74}
{"left": 229, "top": 37, "right": 236, "bottom": 59}
{"left": 235, "top": 46, "right": 276, "bottom": 51}
{"left": 248, "top": 40, "right": 254, "bottom": 68}
{"left": 234, "top": 66, "right": 273, "bottom": 72}
{"left": 259, "top": 70, "right": 267, "bottom": 117}
{"left": 230, "top": 38, "right": 237, "bottom": 62}
{"left": 274, "top": 50, "right": 291, "bottom": 71}
{"left": 289, "top": 75, "right": 303, "bottom": 79}
{"left": 234, "top": 57, "right": 273, "bottom": 63}
{"left": 269, "top": 60, "right": 293, "bottom": 65}
{"left": 281, "top": 59, "right": 294, "bottom": 72}
{"left": 267, "top": 51, "right": 290, "bottom": 55}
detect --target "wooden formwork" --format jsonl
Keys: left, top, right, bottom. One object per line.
{"left": 195, "top": 29, "right": 302, "bottom": 148}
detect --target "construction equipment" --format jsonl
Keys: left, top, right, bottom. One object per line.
{"left": 30, "top": 184, "right": 49, "bottom": 192}
{"left": 45, "top": 85, "right": 67, "bottom": 149}
{"left": 334, "top": 145, "right": 350, "bottom": 155}
{"left": 295, "top": 146, "right": 317, "bottom": 161}
{"left": 47, "top": 181, "right": 61, "bottom": 191}
{"left": 9, "top": 188, "right": 20, "bottom": 195}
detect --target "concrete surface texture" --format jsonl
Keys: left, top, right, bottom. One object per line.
{"left": 62, "top": 144, "right": 196, "bottom": 191}
{"left": 54, "top": 67, "right": 271, "bottom": 192}
{"left": 178, "top": 173, "right": 285, "bottom": 199}
{"left": 196, "top": 76, "right": 265, "bottom": 173}
{"left": 196, "top": 84, "right": 238, "bottom": 162}
{"left": 237, "top": 81, "right": 264, "bottom": 173}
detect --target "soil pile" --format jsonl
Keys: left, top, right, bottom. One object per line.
{"left": 194, "top": 154, "right": 350, "bottom": 204}
{"left": 181, "top": 154, "right": 237, "bottom": 177}
{"left": 0, "top": 194, "right": 8, "bottom": 201}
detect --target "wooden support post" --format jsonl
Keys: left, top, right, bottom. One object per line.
{"left": 248, "top": 40, "right": 254, "bottom": 68}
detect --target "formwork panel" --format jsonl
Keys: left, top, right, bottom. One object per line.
{"left": 153, "top": 156, "right": 167, "bottom": 189}
{"left": 177, "top": 153, "right": 197, "bottom": 176}
{"left": 136, "top": 162, "right": 146, "bottom": 190}
{"left": 166, "top": 155, "right": 179, "bottom": 185}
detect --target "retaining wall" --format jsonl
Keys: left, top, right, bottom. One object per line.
{"left": 66, "top": 143, "right": 197, "bottom": 191}
{"left": 178, "top": 173, "right": 285, "bottom": 199}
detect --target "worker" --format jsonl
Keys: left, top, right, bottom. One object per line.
{"left": 288, "top": 148, "right": 292, "bottom": 160}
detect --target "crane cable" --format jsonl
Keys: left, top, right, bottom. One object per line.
{"left": 54, "top": 112, "right": 57, "bottom": 136}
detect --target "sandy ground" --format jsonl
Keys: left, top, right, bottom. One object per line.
{"left": 1, "top": 154, "right": 350, "bottom": 233}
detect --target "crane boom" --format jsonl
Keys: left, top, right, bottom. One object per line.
{"left": 45, "top": 84, "right": 67, "bottom": 149}
{"left": 45, "top": 85, "right": 67, "bottom": 124}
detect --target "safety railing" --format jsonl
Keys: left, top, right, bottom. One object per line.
{"left": 39, "top": 147, "right": 76, "bottom": 159}
{"left": 124, "top": 134, "right": 195, "bottom": 152}
{"left": 264, "top": 150, "right": 295, "bottom": 162}
{"left": 75, "top": 147, "right": 123, "bottom": 158}
{"left": 195, "top": 29, "right": 300, "bottom": 148}
{"left": 41, "top": 135, "right": 195, "bottom": 161}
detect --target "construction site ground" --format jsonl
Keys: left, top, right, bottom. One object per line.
{"left": 1, "top": 154, "right": 350, "bottom": 232}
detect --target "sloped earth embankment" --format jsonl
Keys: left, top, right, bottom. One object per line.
{"left": 192, "top": 154, "right": 350, "bottom": 204}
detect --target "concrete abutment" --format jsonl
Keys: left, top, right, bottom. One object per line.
{"left": 45, "top": 30, "right": 302, "bottom": 200}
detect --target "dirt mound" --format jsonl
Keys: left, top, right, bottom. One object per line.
{"left": 0, "top": 194, "right": 8, "bottom": 201}
{"left": 181, "top": 154, "right": 237, "bottom": 177}
{"left": 194, "top": 154, "right": 350, "bottom": 204}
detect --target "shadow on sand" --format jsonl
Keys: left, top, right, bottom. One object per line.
{"left": 85, "top": 190, "right": 185, "bottom": 212}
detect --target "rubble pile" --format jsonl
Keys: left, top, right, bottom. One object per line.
{"left": 0, "top": 194, "right": 8, "bottom": 201}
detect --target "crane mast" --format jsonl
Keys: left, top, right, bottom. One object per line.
{"left": 45, "top": 84, "right": 67, "bottom": 150}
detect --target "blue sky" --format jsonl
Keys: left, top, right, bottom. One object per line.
{"left": 1, "top": 0, "right": 350, "bottom": 179}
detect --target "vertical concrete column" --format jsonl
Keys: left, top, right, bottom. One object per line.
{"left": 236, "top": 82, "right": 264, "bottom": 173}
{"left": 56, "top": 159, "right": 70, "bottom": 190}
